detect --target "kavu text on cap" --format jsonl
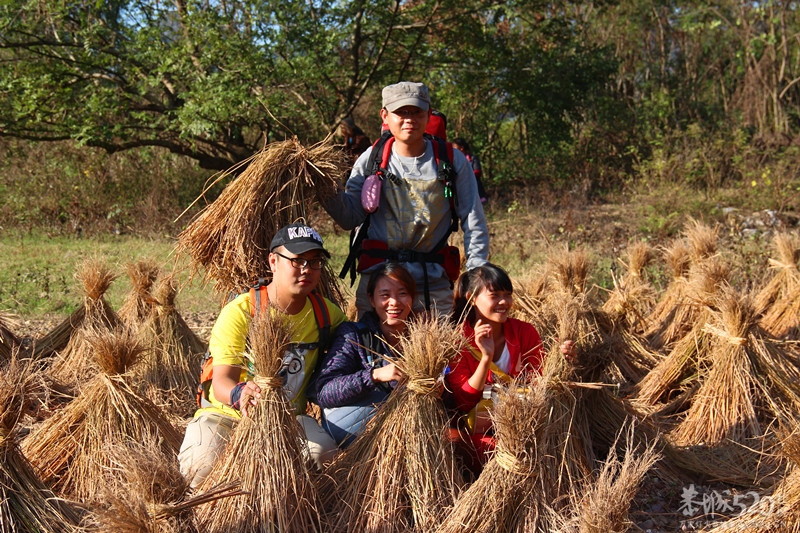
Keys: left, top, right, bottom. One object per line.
{"left": 270, "top": 223, "right": 330, "bottom": 258}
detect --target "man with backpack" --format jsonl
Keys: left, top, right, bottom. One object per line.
{"left": 178, "top": 222, "right": 347, "bottom": 489}
{"left": 321, "top": 81, "right": 490, "bottom": 318}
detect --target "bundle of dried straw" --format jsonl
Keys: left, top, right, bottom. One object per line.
{"left": 645, "top": 220, "right": 724, "bottom": 351}
{"left": 22, "top": 327, "right": 182, "bottom": 502}
{"left": 0, "top": 312, "right": 20, "bottom": 362}
{"left": 322, "top": 316, "right": 465, "bottom": 533}
{"left": 117, "top": 258, "right": 160, "bottom": 329}
{"left": 134, "top": 273, "right": 206, "bottom": 420}
{"left": 0, "top": 356, "right": 83, "bottom": 532}
{"left": 175, "top": 137, "right": 347, "bottom": 301}
{"left": 195, "top": 310, "right": 323, "bottom": 533}
{"left": 670, "top": 288, "right": 800, "bottom": 447}
{"left": 755, "top": 231, "right": 800, "bottom": 339}
{"left": 45, "top": 258, "right": 122, "bottom": 392}
{"left": 437, "top": 376, "right": 561, "bottom": 533}
{"left": 85, "top": 435, "right": 243, "bottom": 533}
{"left": 602, "top": 241, "right": 658, "bottom": 334}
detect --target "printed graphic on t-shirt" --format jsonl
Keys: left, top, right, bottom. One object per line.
{"left": 280, "top": 344, "right": 308, "bottom": 402}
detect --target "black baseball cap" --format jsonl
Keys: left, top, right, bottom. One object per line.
{"left": 270, "top": 223, "right": 330, "bottom": 258}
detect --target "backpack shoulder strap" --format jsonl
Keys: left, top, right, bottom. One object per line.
{"left": 428, "top": 135, "right": 459, "bottom": 235}
{"left": 371, "top": 130, "right": 395, "bottom": 176}
{"left": 307, "top": 290, "right": 332, "bottom": 355}
{"left": 248, "top": 279, "right": 270, "bottom": 317}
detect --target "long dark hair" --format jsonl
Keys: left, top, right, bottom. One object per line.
{"left": 451, "top": 263, "right": 513, "bottom": 325}
{"left": 367, "top": 262, "right": 417, "bottom": 302}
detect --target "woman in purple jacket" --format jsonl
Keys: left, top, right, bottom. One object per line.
{"left": 309, "top": 262, "right": 415, "bottom": 446}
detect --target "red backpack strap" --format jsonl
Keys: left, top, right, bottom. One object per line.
{"left": 307, "top": 290, "right": 332, "bottom": 355}
{"left": 371, "top": 130, "right": 395, "bottom": 177}
{"left": 248, "top": 284, "right": 269, "bottom": 317}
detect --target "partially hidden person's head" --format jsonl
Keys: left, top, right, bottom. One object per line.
{"left": 380, "top": 81, "right": 431, "bottom": 144}
{"left": 452, "top": 263, "right": 514, "bottom": 325}
{"left": 268, "top": 222, "right": 329, "bottom": 297}
{"left": 451, "top": 137, "right": 471, "bottom": 155}
{"left": 367, "top": 261, "right": 417, "bottom": 329}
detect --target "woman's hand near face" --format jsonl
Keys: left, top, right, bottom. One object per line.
{"left": 372, "top": 362, "right": 403, "bottom": 383}
{"left": 474, "top": 318, "right": 494, "bottom": 361}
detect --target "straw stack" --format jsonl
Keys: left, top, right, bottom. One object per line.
{"left": 22, "top": 327, "right": 182, "bottom": 502}
{"left": 435, "top": 378, "right": 552, "bottom": 533}
{"left": 84, "top": 435, "right": 243, "bottom": 533}
{"left": 559, "top": 423, "right": 661, "bottom": 533}
{"left": 135, "top": 273, "right": 206, "bottom": 419}
{"left": 0, "top": 312, "right": 20, "bottom": 362}
{"left": 117, "top": 258, "right": 160, "bottom": 329}
{"left": 322, "top": 315, "right": 465, "bottom": 533}
{"left": 602, "top": 241, "right": 658, "bottom": 335}
{"left": 175, "top": 137, "right": 347, "bottom": 302}
{"left": 194, "top": 310, "right": 323, "bottom": 533}
{"left": 45, "top": 258, "right": 122, "bottom": 392}
{"left": 0, "top": 356, "right": 83, "bottom": 532}
{"left": 645, "top": 220, "right": 723, "bottom": 352}
{"left": 670, "top": 288, "right": 800, "bottom": 447}
{"left": 755, "top": 231, "right": 800, "bottom": 339}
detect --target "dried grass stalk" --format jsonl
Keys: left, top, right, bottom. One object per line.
{"left": 435, "top": 378, "right": 549, "bottom": 533}
{"left": 195, "top": 310, "right": 323, "bottom": 533}
{"left": 602, "top": 242, "right": 658, "bottom": 334}
{"left": 568, "top": 422, "right": 661, "bottom": 533}
{"left": 135, "top": 274, "right": 206, "bottom": 420}
{"left": 684, "top": 218, "right": 719, "bottom": 262}
{"left": 756, "top": 231, "right": 800, "bottom": 339}
{"left": 671, "top": 288, "right": 800, "bottom": 447}
{"left": 175, "top": 137, "right": 347, "bottom": 301}
{"left": 0, "top": 355, "right": 83, "bottom": 532}
{"left": 117, "top": 258, "right": 160, "bottom": 328}
{"left": 323, "top": 315, "right": 465, "bottom": 533}
{"left": 0, "top": 312, "right": 20, "bottom": 362}
{"left": 84, "top": 435, "right": 243, "bottom": 533}
{"left": 46, "top": 258, "right": 122, "bottom": 391}
{"left": 22, "top": 327, "right": 182, "bottom": 502}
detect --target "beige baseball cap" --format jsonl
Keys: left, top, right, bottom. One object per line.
{"left": 382, "top": 81, "right": 431, "bottom": 112}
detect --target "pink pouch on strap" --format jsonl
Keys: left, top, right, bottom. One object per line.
{"left": 361, "top": 174, "right": 382, "bottom": 213}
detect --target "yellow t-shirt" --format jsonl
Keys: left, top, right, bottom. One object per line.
{"left": 198, "top": 291, "right": 346, "bottom": 418}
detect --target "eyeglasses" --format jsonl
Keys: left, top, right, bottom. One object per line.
{"left": 274, "top": 251, "right": 326, "bottom": 270}
{"left": 391, "top": 108, "right": 427, "bottom": 119}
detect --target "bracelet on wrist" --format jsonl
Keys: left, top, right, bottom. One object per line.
{"left": 229, "top": 381, "right": 247, "bottom": 410}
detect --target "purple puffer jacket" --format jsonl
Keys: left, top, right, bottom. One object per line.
{"left": 308, "top": 311, "right": 395, "bottom": 408}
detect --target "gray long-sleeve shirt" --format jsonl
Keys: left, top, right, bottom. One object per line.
{"left": 322, "top": 138, "right": 490, "bottom": 285}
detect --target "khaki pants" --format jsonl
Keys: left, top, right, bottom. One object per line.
{"left": 178, "top": 411, "right": 338, "bottom": 489}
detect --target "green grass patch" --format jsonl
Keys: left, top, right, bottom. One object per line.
{"left": 0, "top": 232, "right": 216, "bottom": 317}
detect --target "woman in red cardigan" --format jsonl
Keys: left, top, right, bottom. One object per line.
{"left": 446, "top": 263, "right": 574, "bottom": 468}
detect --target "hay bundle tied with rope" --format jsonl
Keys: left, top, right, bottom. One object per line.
{"left": 670, "top": 287, "right": 800, "bottom": 447}
{"left": 435, "top": 377, "right": 552, "bottom": 533}
{"left": 0, "top": 356, "right": 83, "bottom": 532}
{"left": 84, "top": 435, "right": 243, "bottom": 533}
{"left": 175, "top": 137, "right": 348, "bottom": 301}
{"left": 602, "top": 241, "right": 658, "bottom": 334}
{"left": 45, "top": 258, "right": 122, "bottom": 393}
{"left": 117, "top": 258, "right": 160, "bottom": 329}
{"left": 22, "top": 327, "right": 182, "bottom": 502}
{"left": 33, "top": 257, "right": 119, "bottom": 363}
{"left": 322, "top": 315, "right": 465, "bottom": 533}
{"left": 755, "top": 231, "right": 800, "bottom": 339}
{"left": 558, "top": 422, "right": 661, "bottom": 533}
{"left": 645, "top": 220, "right": 724, "bottom": 351}
{"left": 0, "top": 312, "right": 20, "bottom": 362}
{"left": 134, "top": 273, "right": 206, "bottom": 420}
{"left": 195, "top": 309, "right": 323, "bottom": 533}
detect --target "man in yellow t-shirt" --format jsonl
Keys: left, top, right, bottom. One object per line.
{"left": 178, "top": 223, "right": 347, "bottom": 489}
